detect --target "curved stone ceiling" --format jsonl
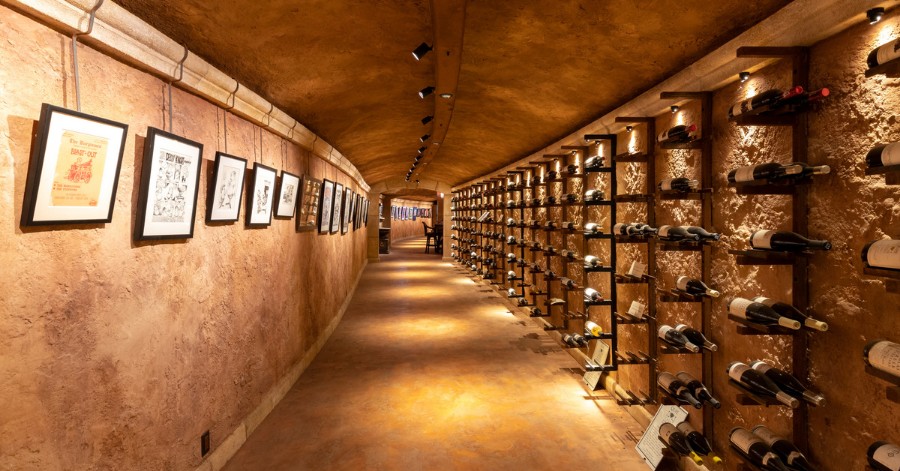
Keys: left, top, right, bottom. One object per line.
{"left": 114, "top": 0, "right": 791, "bottom": 186}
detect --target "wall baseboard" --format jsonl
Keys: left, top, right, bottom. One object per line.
{"left": 194, "top": 259, "right": 368, "bottom": 471}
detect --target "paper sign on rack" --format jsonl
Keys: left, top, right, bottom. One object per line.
{"left": 628, "top": 301, "right": 646, "bottom": 319}
{"left": 635, "top": 405, "right": 689, "bottom": 470}
{"left": 628, "top": 261, "right": 647, "bottom": 278}
{"left": 582, "top": 340, "right": 610, "bottom": 390}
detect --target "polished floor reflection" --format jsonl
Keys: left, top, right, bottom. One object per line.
{"left": 223, "top": 237, "right": 647, "bottom": 470}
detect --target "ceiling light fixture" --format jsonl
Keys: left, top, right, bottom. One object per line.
{"left": 626, "top": 125, "right": 633, "bottom": 132}
{"left": 868, "top": 7, "right": 885, "bottom": 24}
{"left": 740, "top": 71, "right": 751, "bottom": 82}
{"left": 583, "top": 134, "right": 606, "bottom": 143}
{"left": 418, "top": 147, "right": 427, "bottom": 154}
{"left": 432, "top": 142, "right": 440, "bottom": 145}
{"left": 420, "top": 134, "right": 431, "bottom": 142}
{"left": 671, "top": 105, "right": 679, "bottom": 113}
{"left": 413, "top": 43, "right": 433, "bottom": 60}
{"left": 422, "top": 116, "right": 434, "bottom": 125}
{"left": 415, "top": 155, "right": 422, "bottom": 161}
{"left": 440, "top": 93, "right": 453, "bottom": 98}
{"left": 419, "top": 86, "right": 435, "bottom": 98}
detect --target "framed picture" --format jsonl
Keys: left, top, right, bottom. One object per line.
{"left": 245, "top": 163, "right": 277, "bottom": 227}
{"left": 364, "top": 200, "right": 370, "bottom": 226}
{"left": 297, "top": 174, "right": 322, "bottom": 232}
{"left": 21, "top": 103, "right": 129, "bottom": 226}
{"left": 331, "top": 183, "right": 343, "bottom": 233}
{"left": 275, "top": 170, "right": 301, "bottom": 218}
{"left": 318, "top": 179, "right": 334, "bottom": 233}
{"left": 355, "top": 194, "right": 362, "bottom": 230}
{"left": 206, "top": 152, "right": 247, "bottom": 223}
{"left": 341, "top": 187, "right": 352, "bottom": 234}
{"left": 134, "top": 127, "right": 204, "bottom": 240}
{"left": 412, "top": 207, "right": 417, "bottom": 222}
{"left": 391, "top": 205, "right": 396, "bottom": 219}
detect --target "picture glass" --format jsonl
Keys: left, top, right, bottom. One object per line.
{"left": 331, "top": 183, "right": 343, "bottom": 233}
{"left": 208, "top": 152, "right": 246, "bottom": 222}
{"left": 319, "top": 179, "right": 334, "bottom": 233}
{"left": 341, "top": 188, "right": 352, "bottom": 233}
{"left": 248, "top": 164, "right": 277, "bottom": 225}
{"left": 140, "top": 129, "right": 202, "bottom": 237}
{"left": 297, "top": 175, "right": 321, "bottom": 231}
{"left": 275, "top": 171, "right": 301, "bottom": 218}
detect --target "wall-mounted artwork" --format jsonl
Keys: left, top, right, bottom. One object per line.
{"left": 341, "top": 187, "right": 352, "bottom": 234}
{"left": 246, "top": 163, "right": 277, "bottom": 227}
{"left": 134, "top": 127, "right": 204, "bottom": 241}
{"left": 297, "top": 174, "right": 321, "bottom": 232}
{"left": 364, "top": 200, "right": 370, "bottom": 226}
{"left": 21, "top": 104, "right": 129, "bottom": 226}
{"left": 331, "top": 183, "right": 343, "bottom": 233}
{"left": 318, "top": 179, "right": 334, "bottom": 233}
{"left": 206, "top": 152, "right": 247, "bottom": 223}
{"left": 274, "top": 170, "right": 301, "bottom": 218}
{"left": 412, "top": 206, "right": 417, "bottom": 222}
{"left": 355, "top": 194, "right": 362, "bottom": 230}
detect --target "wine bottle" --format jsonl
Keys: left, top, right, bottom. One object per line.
{"left": 507, "top": 270, "right": 517, "bottom": 279}
{"left": 658, "top": 325, "right": 701, "bottom": 353}
{"left": 676, "top": 276, "right": 721, "bottom": 297}
{"left": 750, "top": 230, "right": 831, "bottom": 252}
{"left": 562, "top": 221, "right": 579, "bottom": 230}
{"left": 545, "top": 221, "right": 557, "bottom": 229}
{"left": 528, "top": 307, "right": 544, "bottom": 317}
{"left": 563, "top": 193, "right": 579, "bottom": 202}
{"left": 585, "top": 223, "right": 602, "bottom": 233}
{"left": 547, "top": 170, "right": 558, "bottom": 179}
{"left": 862, "top": 239, "right": 900, "bottom": 270}
{"left": 677, "top": 421, "right": 723, "bottom": 464}
{"left": 681, "top": 226, "right": 720, "bottom": 241}
{"left": 584, "top": 321, "right": 603, "bottom": 337}
{"left": 751, "top": 296, "right": 828, "bottom": 331}
{"left": 506, "top": 236, "right": 517, "bottom": 245}
{"left": 657, "top": 124, "right": 697, "bottom": 143}
{"left": 506, "top": 218, "right": 516, "bottom": 227}
{"left": 766, "top": 89, "right": 829, "bottom": 113}
{"left": 675, "top": 324, "right": 718, "bottom": 352}
{"left": 727, "top": 362, "right": 799, "bottom": 408}
{"left": 560, "top": 278, "right": 578, "bottom": 288}
{"left": 866, "top": 143, "right": 900, "bottom": 168}
{"left": 635, "top": 224, "right": 659, "bottom": 235}
{"left": 585, "top": 190, "right": 605, "bottom": 201}
{"left": 752, "top": 426, "right": 817, "bottom": 471}
{"left": 728, "top": 297, "right": 801, "bottom": 330}
{"left": 867, "top": 441, "right": 900, "bottom": 471}
{"left": 562, "top": 333, "right": 588, "bottom": 347}
{"left": 788, "top": 162, "right": 831, "bottom": 178}
{"left": 585, "top": 156, "right": 604, "bottom": 169}
{"left": 613, "top": 223, "right": 642, "bottom": 236}
{"left": 544, "top": 270, "right": 557, "bottom": 279}
{"left": 728, "top": 87, "right": 803, "bottom": 117}
{"left": 566, "top": 164, "right": 579, "bottom": 174}
{"left": 749, "top": 360, "right": 825, "bottom": 406}
{"left": 657, "top": 372, "right": 703, "bottom": 408}
{"left": 659, "top": 423, "right": 704, "bottom": 465}
{"left": 584, "top": 255, "right": 601, "bottom": 266}
{"left": 869, "top": 38, "right": 900, "bottom": 68}
{"left": 584, "top": 288, "right": 602, "bottom": 302}
{"left": 728, "top": 162, "right": 802, "bottom": 183}
{"left": 657, "top": 225, "right": 701, "bottom": 242}
{"left": 730, "top": 427, "right": 791, "bottom": 471}
{"left": 676, "top": 372, "right": 722, "bottom": 409}
{"left": 659, "top": 177, "right": 699, "bottom": 192}
{"left": 864, "top": 340, "right": 900, "bottom": 377}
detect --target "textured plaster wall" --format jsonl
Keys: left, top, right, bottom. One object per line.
{"left": 388, "top": 199, "right": 434, "bottom": 243}
{"left": 0, "top": 7, "right": 367, "bottom": 471}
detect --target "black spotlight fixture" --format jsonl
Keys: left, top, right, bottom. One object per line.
{"left": 422, "top": 116, "right": 434, "bottom": 125}
{"left": 584, "top": 134, "right": 610, "bottom": 143}
{"left": 626, "top": 125, "right": 633, "bottom": 132}
{"left": 740, "top": 71, "right": 751, "bottom": 82}
{"left": 419, "top": 86, "right": 435, "bottom": 98}
{"left": 868, "top": 7, "right": 885, "bottom": 24}
{"left": 671, "top": 105, "right": 679, "bottom": 113}
{"left": 418, "top": 147, "right": 427, "bottom": 154}
{"left": 420, "top": 134, "right": 431, "bottom": 142}
{"left": 413, "top": 43, "right": 433, "bottom": 60}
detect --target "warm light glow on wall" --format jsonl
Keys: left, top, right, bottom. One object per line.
{"left": 674, "top": 109, "right": 684, "bottom": 126}
{"left": 877, "top": 22, "right": 897, "bottom": 49}
{"left": 628, "top": 131, "right": 638, "bottom": 154}
{"left": 743, "top": 80, "right": 758, "bottom": 100}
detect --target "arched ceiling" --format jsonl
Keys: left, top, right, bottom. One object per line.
{"left": 114, "top": 0, "right": 792, "bottom": 186}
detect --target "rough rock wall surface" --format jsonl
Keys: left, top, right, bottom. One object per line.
{"left": 389, "top": 199, "right": 433, "bottom": 243}
{"left": 0, "top": 7, "right": 367, "bottom": 471}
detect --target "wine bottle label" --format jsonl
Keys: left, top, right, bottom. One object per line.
{"left": 658, "top": 374, "right": 675, "bottom": 389}
{"left": 751, "top": 230, "right": 775, "bottom": 249}
{"left": 658, "top": 325, "right": 673, "bottom": 337}
{"left": 874, "top": 443, "right": 900, "bottom": 470}
{"left": 877, "top": 39, "right": 900, "bottom": 68}
{"left": 735, "top": 165, "right": 759, "bottom": 182}
{"left": 753, "top": 296, "right": 775, "bottom": 307}
{"left": 657, "top": 129, "right": 669, "bottom": 142}
{"left": 730, "top": 98, "right": 752, "bottom": 117}
{"left": 675, "top": 276, "right": 689, "bottom": 291}
{"left": 867, "top": 240, "right": 900, "bottom": 269}
{"left": 750, "top": 426, "right": 784, "bottom": 447}
{"left": 658, "top": 225, "right": 671, "bottom": 237}
{"left": 729, "top": 298, "right": 753, "bottom": 316}
{"left": 614, "top": 223, "right": 626, "bottom": 234}
{"left": 882, "top": 143, "right": 900, "bottom": 166}
{"left": 659, "top": 423, "right": 676, "bottom": 443}
{"left": 868, "top": 341, "right": 900, "bottom": 377}
{"left": 730, "top": 429, "right": 762, "bottom": 454}
{"left": 660, "top": 178, "right": 673, "bottom": 191}
{"left": 727, "top": 362, "right": 749, "bottom": 380}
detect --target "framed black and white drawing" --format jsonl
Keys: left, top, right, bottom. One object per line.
{"left": 206, "top": 152, "right": 247, "bottom": 223}
{"left": 318, "top": 179, "right": 334, "bottom": 233}
{"left": 21, "top": 103, "right": 129, "bottom": 226}
{"left": 331, "top": 182, "right": 343, "bottom": 233}
{"left": 355, "top": 194, "right": 362, "bottom": 230}
{"left": 134, "top": 127, "right": 204, "bottom": 241}
{"left": 297, "top": 174, "right": 322, "bottom": 232}
{"left": 245, "top": 163, "right": 277, "bottom": 227}
{"left": 364, "top": 200, "right": 370, "bottom": 226}
{"left": 341, "top": 187, "right": 352, "bottom": 234}
{"left": 274, "top": 170, "right": 301, "bottom": 218}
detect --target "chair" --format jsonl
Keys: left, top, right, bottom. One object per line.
{"left": 423, "top": 222, "right": 437, "bottom": 254}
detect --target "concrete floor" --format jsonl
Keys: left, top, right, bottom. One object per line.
{"left": 222, "top": 237, "right": 649, "bottom": 470}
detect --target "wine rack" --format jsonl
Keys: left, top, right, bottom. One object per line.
{"left": 865, "top": 365, "right": 900, "bottom": 405}
{"left": 865, "top": 163, "right": 900, "bottom": 185}
{"left": 862, "top": 256, "right": 900, "bottom": 295}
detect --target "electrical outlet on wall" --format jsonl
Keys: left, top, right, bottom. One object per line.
{"left": 201, "top": 430, "right": 210, "bottom": 457}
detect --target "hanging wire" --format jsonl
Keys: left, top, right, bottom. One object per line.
{"left": 71, "top": 0, "right": 105, "bottom": 112}
{"left": 167, "top": 44, "right": 189, "bottom": 133}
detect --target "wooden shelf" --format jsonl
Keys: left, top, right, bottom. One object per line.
{"left": 583, "top": 232, "right": 613, "bottom": 240}
{"left": 729, "top": 314, "right": 799, "bottom": 336}
{"left": 863, "top": 266, "right": 900, "bottom": 294}
{"left": 614, "top": 312, "right": 653, "bottom": 324}
{"left": 659, "top": 340, "right": 702, "bottom": 355}
{"left": 729, "top": 249, "right": 813, "bottom": 266}
{"left": 615, "top": 235, "right": 649, "bottom": 244}
{"left": 865, "top": 164, "right": 900, "bottom": 175}
{"left": 865, "top": 365, "right": 900, "bottom": 405}
{"left": 584, "top": 167, "right": 613, "bottom": 174}
{"left": 615, "top": 350, "right": 653, "bottom": 364}
{"left": 613, "top": 152, "right": 650, "bottom": 163}
{"left": 659, "top": 188, "right": 713, "bottom": 200}
{"left": 728, "top": 379, "right": 783, "bottom": 407}
{"left": 614, "top": 194, "right": 652, "bottom": 203}
{"left": 659, "top": 137, "right": 707, "bottom": 150}
{"left": 584, "top": 200, "right": 613, "bottom": 206}
{"left": 657, "top": 288, "right": 704, "bottom": 303}
{"left": 584, "top": 265, "right": 614, "bottom": 273}
{"left": 615, "top": 274, "right": 652, "bottom": 284}
{"left": 659, "top": 240, "right": 708, "bottom": 251}
{"left": 866, "top": 56, "right": 900, "bottom": 77}
{"left": 728, "top": 178, "right": 810, "bottom": 195}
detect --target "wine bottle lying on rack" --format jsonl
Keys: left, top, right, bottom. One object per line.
{"left": 866, "top": 142, "right": 900, "bottom": 168}
{"left": 659, "top": 423, "right": 704, "bottom": 465}
{"left": 584, "top": 321, "right": 603, "bottom": 337}
{"left": 562, "top": 221, "right": 579, "bottom": 230}
{"left": 584, "top": 255, "right": 602, "bottom": 266}
{"left": 563, "top": 193, "right": 579, "bottom": 202}
{"left": 750, "top": 296, "right": 827, "bottom": 331}
{"left": 728, "top": 162, "right": 801, "bottom": 183}
{"left": 749, "top": 360, "right": 825, "bottom": 406}
{"left": 659, "top": 177, "right": 699, "bottom": 192}
{"left": 864, "top": 340, "right": 900, "bottom": 377}
{"left": 676, "top": 372, "right": 721, "bottom": 408}
{"left": 584, "top": 223, "right": 602, "bottom": 233}
{"left": 766, "top": 88, "right": 829, "bottom": 113}
{"left": 750, "top": 230, "right": 831, "bottom": 252}
{"left": 728, "top": 297, "right": 801, "bottom": 330}
{"left": 507, "top": 270, "right": 517, "bottom": 279}
{"left": 562, "top": 333, "right": 588, "bottom": 347}
{"left": 727, "top": 361, "right": 799, "bottom": 408}
{"left": 657, "top": 372, "right": 703, "bottom": 408}
{"left": 657, "top": 225, "right": 701, "bottom": 242}
{"left": 676, "top": 276, "right": 720, "bottom": 297}
{"left": 585, "top": 190, "right": 605, "bottom": 202}
{"left": 506, "top": 218, "right": 516, "bottom": 227}
{"left": 728, "top": 87, "right": 803, "bottom": 117}
{"left": 751, "top": 426, "right": 817, "bottom": 471}
{"left": 867, "top": 441, "right": 900, "bottom": 471}
{"left": 658, "top": 325, "right": 700, "bottom": 353}
{"left": 584, "top": 288, "right": 603, "bottom": 302}
{"left": 863, "top": 239, "right": 900, "bottom": 270}
{"left": 730, "top": 427, "right": 791, "bottom": 471}
{"left": 657, "top": 124, "right": 697, "bottom": 144}
{"left": 528, "top": 307, "right": 543, "bottom": 317}
{"left": 560, "top": 278, "right": 578, "bottom": 289}
{"left": 682, "top": 226, "right": 720, "bottom": 241}
{"left": 545, "top": 221, "right": 557, "bottom": 229}
{"left": 675, "top": 324, "right": 717, "bottom": 351}
{"left": 677, "top": 421, "right": 723, "bottom": 464}
{"left": 565, "top": 164, "right": 579, "bottom": 174}
{"left": 613, "top": 223, "right": 643, "bottom": 236}
{"left": 869, "top": 38, "right": 900, "bottom": 68}
{"left": 789, "top": 161, "right": 830, "bottom": 178}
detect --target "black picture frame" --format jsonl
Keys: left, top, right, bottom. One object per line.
{"left": 134, "top": 127, "right": 204, "bottom": 241}
{"left": 245, "top": 162, "right": 277, "bottom": 227}
{"left": 297, "top": 174, "right": 322, "bottom": 232}
{"left": 21, "top": 103, "right": 129, "bottom": 226}
{"left": 341, "top": 187, "right": 352, "bottom": 234}
{"left": 331, "top": 182, "right": 343, "bottom": 233}
{"left": 364, "top": 199, "right": 370, "bottom": 226}
{"left": 318, "top": 179, "right": 335, "bottom": 234}
{"left": 205, "top": 152, "right": 247, "bottom": 223}
{"left": 274, "top": 170, "right": 301, "bottom": 219}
